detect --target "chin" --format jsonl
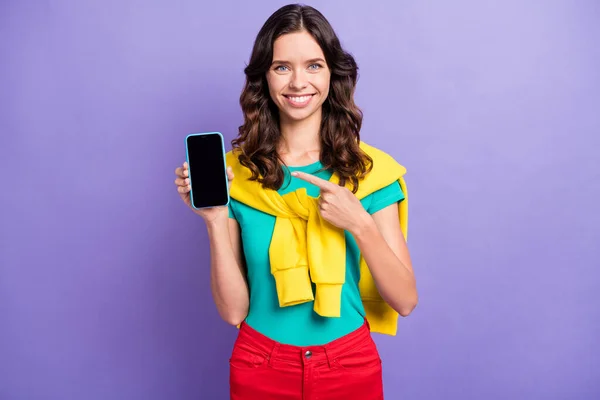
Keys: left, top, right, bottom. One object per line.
{"left": 280, "top": 105, "right": 322, "bottom": 122}
{"left": 283, "top": 110, "right": 314, "bottom": 121}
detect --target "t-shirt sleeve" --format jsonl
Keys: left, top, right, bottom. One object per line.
{"left": 228, "top": 201, "right": 237, "bottom": 220}
{"left": 366, "top": 181, "right": 405, "bottom": 215}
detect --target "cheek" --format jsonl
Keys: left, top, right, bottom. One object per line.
{"left": 315, "top": 75, "right": 331, "bottom": 98}
{"left": 266, "top": 74, "right": 285, "bottom": 100}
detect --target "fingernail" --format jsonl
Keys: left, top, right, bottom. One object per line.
{"left": 291, "top": 172, "right": 298, "bottom": 176}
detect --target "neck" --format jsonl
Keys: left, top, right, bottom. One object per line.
{"left": 278, "top": 109, "right": 322, "bottom": 158}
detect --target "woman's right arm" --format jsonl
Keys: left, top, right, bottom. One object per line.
{"left": 206, "top": 217, "right": 249, "bottom": 326}
{"left": 175, "top": 161, "right": 249, "bottom": 326}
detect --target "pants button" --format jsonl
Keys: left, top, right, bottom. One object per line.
{"left": 304, "top": 350, "right": 312, "bottom": 359}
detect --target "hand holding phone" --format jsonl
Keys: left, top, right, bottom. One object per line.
{"left": 174, "top": 132, "right": 233, "bottom": 221}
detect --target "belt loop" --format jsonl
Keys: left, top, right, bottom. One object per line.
{"left": 268, "top": 342, "right": 280, "bottom": 366}
{"left": 323, "top": 347, "right": 332, "bottom": 369}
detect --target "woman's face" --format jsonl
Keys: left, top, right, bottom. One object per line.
{"left": 266, "top": 30, "right": 331, "bottom": 123}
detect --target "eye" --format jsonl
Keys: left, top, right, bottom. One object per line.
{"left": 274, "top": 65, "right": 289, "bottom": 72}
{"left": 308, "top": 64, "right": 322, "bottom": 70}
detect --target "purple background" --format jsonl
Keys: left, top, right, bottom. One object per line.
{"left": 1, "top": 1, "right": 599, "bottom": 399}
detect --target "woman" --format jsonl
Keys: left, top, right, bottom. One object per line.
{"left": 174, "top": 4, "right": 417, "bottom": 399}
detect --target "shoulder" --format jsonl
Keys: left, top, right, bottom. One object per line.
{"left": 226, "top": 149, "right": 254, "bottom": 181}
{"left": 359, "top": 141, "right": 406, "bottom": 177}
{"left": 349, "top": 141, "right": 407, "bottom": 199}
{"left": 225, "top": 149, "right": 240, "bottom": 165}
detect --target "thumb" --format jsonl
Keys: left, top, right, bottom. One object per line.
{"left": 227, "top": 166, "right": 234, "bottom": 189}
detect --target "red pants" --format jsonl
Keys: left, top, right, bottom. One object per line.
{"left": 229, "top": 320, "right": 384, "bottom": 400}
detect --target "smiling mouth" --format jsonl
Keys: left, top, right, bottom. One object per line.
{"left": 283, "top": 94, "right": 316, "bottom": 107}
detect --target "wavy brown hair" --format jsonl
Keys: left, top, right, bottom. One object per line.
{"left": 231, "top": 4, "right": 372, "bottom": 193}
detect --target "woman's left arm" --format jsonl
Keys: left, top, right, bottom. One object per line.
{"left": 351, "top": 205, "right": 418, "bottom": 317}
{"left": 290, "top": 171, "right": 418, "bottom": 317}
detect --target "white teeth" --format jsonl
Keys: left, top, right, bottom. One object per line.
{"left": 289, "top": 96, "right": 311, "bottom": 103}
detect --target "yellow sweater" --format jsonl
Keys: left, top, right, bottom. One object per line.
{"left": 225, "top": 142, "right": 408, "bottom": 335}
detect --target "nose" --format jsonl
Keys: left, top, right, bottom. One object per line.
{"left": 289, "top": 70, "right": 308, "bottom": 90}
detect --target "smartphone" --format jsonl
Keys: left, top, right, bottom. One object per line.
{"left": 185, "top": 132, "right": 229, "bottom": 209}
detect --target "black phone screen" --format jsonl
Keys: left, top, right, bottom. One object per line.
{"left": 186, "top": 133, "right": 229, "bottom": 209}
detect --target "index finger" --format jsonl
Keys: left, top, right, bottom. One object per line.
{"left": 291, "top": 171, "right": 337, "bottom": 191}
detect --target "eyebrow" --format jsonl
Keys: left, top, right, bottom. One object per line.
{"left": 271, "top": 58, "right": 326, "bottom": 65}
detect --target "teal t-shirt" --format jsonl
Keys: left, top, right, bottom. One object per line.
{"left": 228, "top": 161, "right": 404, "bottom": 346}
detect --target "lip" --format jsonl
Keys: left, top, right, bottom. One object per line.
{"left": 283, "top": 94, "right": 316, "bottom": 97}
{"left": 283, "top": 93, "right": 316, "bottom": 108}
